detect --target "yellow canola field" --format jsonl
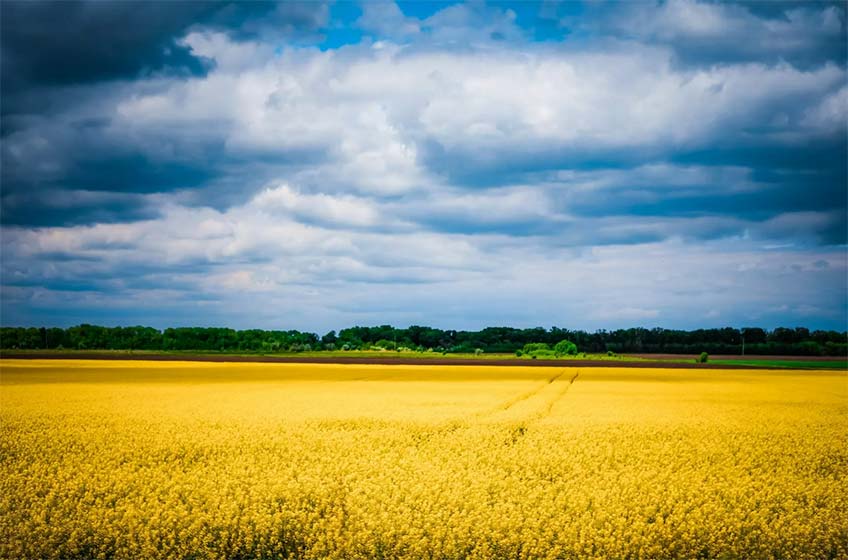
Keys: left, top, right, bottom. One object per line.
{"left": 1, "top": 360, "right": 846, "bottom": 560}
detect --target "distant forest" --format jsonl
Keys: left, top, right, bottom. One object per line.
{"left": 1, "top": 325, "right": 846, "bottom": 356}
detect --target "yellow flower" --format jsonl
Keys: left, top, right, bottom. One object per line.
{"left": 0, "top": 360, "right": 845, "bottom": 559}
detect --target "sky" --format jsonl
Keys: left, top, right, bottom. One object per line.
{"left": 1, "top": 0, "right": 846, "bottom": 333}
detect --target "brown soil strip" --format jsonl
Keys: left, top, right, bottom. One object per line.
{"left": 1, "top": 352, "right": 838, "bottom": 370}
{"left": 624, "top": 353, "right": 846, "bottom": 362}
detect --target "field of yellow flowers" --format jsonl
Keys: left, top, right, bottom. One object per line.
{"left": 1, "top": 359, "right": 846, "bottom": 559}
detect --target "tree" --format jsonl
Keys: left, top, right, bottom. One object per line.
{"left": 1, "top": 324, "right": 844, "bottom": 357}
{"left": 321, "top": 331, "right": 337, "bottom": 345}
{"left": 698, "top": 352, "right": 709, "bottom": 363}
{"left": 554, "top": 339, "right": 578, "bottom": 357}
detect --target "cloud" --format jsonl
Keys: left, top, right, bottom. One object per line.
{"left": 585, "top": 0, "right": 846, "bottom": 69}
{"left": 1, "top": 1, "right": 211, "bottom": 93}
{"left": 2, "top": 28, "right": 844, "bottom": 242}
{"left": 3, "top": 185, "right": 844, "bottom": 313}
{"left": 593, "top": 307, "right": 661, "bottom": 321}
{"left": 3, "top": 194, "right": 846, "bottom": 330}
{"left": 802, "top": 85, "right": 848, "bottom": 129}
{"left": 395, "top": 185, "right": 555, "bottom": 234}
{"left": 357, "top": 2, "right": 523, "bottom": 45}
{"left": 1, "top": 1, "right": 845, "bottom": 330}
{"left": 357, "top": 2, "right": 421, "bottom": 41}
{"left": 0, "top": 189, "right": 161, "bottom": 227}
{"left": 93, "top": 34, "right": 847, "bottom": 184}
{"left": 0, "top": 1, "right": 330, "bottom": 115}
{"left": 251, "top": 184, "right": 388, "bottom": 229}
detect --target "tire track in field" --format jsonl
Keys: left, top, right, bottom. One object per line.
{"left": 406, "top": 371, "right": 580, "bottom": 451}
{"left": 404, "top": 371, "right": 565, "bottom": 448}
{"left": 536, "top": 371, "right": 579, "bottom": 419}
{"left": 508, "top": 370, "right": 579, "bottom": 423}
{"left": 476, "top": 371, "right": 576, "bottom": 424}
{"left": 347, "top": 375, "right": 379, "bottom": 382}
{"left": 493, "top": 371, "right": 564, "bottom": 412}
{"left": 501, "top": 371, "right": 580, "bottom": 446}
{"left": 455, "top": 371, "right": 563, "bottom": 423}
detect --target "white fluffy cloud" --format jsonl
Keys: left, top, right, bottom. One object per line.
{"left": 108, "top": 31, "right": 844, "bottom": 195}
{"left": 593, "top": 0, "right": 845, "bottom": 67}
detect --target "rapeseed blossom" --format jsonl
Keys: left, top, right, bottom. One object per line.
{"left": 1, "top": 360, "right": 845, "bottom": 559}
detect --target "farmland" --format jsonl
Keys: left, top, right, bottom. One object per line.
{"left": 1, "top": 360, "right": 846, "bottom": 559}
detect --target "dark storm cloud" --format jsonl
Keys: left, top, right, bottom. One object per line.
{"left": 0, "top": 1, "right": 328, "bottom": 107}
{"left": 2, "top": 1, "right": 210, "bottom": 116}
{"left": 418, "top": 138, "right": 661, "bottom": 188}
{"left": 417, "top": 135, "right": 847, "bottom": 246}
{"left": 554, "top": 135, "right": 848, "bottom": 242}
{"left": 58, "top": 155, "right": 214, "bottom": 194}
{"left": 670, "top": 136, "right": 848, "bottom": 243}
{"left": 0, "top": 1, "right": 331, "bottom": 226}
{"left": 0, "top": 110, "right": 220, "bottom": 226}
{"left": 206, "top": 1, "right": 329, "bottom": 42}
{"left": 0, "top": 189, "right": 160, "bottom": 228}
{"left": 2, "top": 146, "right": 215, "bottom": 194}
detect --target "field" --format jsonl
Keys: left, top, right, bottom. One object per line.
{"left": 708, "top": 359, "right": 848, "bottom": 369}
{"left": 5, "top": 349, "right": 847, "bottom": 371}
{"left": 1, "top": 360, "right": 846, "bottom": 559}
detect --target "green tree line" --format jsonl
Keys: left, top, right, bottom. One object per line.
{"left": 1, "top": 325, "right": 845, "bottom": 356}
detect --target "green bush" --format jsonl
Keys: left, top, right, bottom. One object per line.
{"left": 554, "top": 339, "right": 578, "bottom": 357}
{"left": 522, "top": 342, "right": 550, "bottom": 354}
{"left": 698, "top": 352, "right": 709, "bottom": 363}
